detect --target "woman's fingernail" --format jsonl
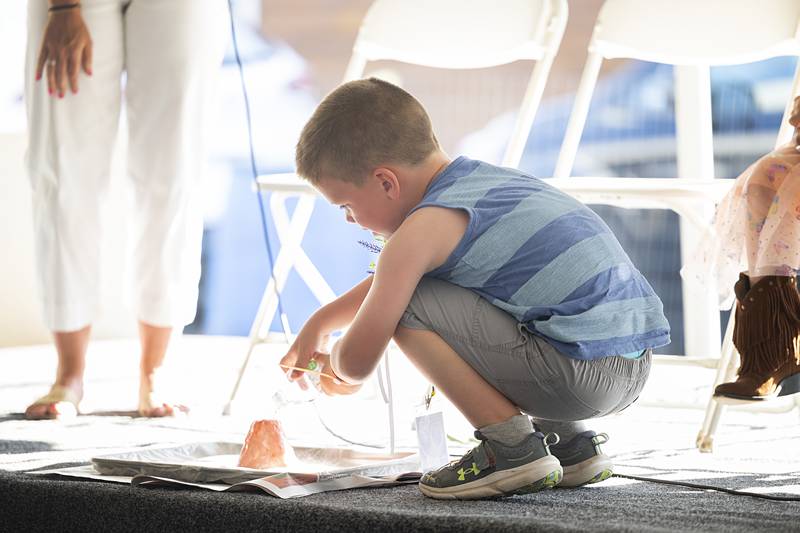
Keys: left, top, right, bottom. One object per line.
{"left": 48, "top": 88, "right": 53, "bottom": 95}
{"left": 36, "top": 74, "right": 41, "bottom": 81}
{"left": 59, "top": 93, "right": 64, "bottom": 99}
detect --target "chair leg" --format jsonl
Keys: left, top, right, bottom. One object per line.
{"left": 696, "top": 399, "right": 724, "bottom": 453}
{"left": 697, "top": 307, "right": 738, "bottom": 452}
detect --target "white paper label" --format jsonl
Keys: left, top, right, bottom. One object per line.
{"left": 415, "top": 411, "right": 449, "bottom": 471}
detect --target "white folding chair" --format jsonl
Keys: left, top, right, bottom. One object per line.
{"left": 224, "top": 0, "right": 569, "bottom": 450}
{"left": 547, "top": 0, "right": 800, "bottom": 451}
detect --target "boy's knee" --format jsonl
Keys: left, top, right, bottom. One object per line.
{"left": 408, "top": 277, "right": 437, "bottom": 306}
{"left": 406, "top": 277, "right": 473, "bottom": 315}
{"left": 395, "top": 313, "right": 430, "bottom": 345}
{"left": 392, "top": 324, "right": 414, "bottom": 345}
{"left": 400, "top": 278, "right": 483, "bottom": 342}
{"left": 398, "top": 278, "right": 439, "bottom": 332}
{"left": 393, "top": 324, "right": 457, "bottom": 369}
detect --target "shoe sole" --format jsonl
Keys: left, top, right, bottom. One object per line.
{"left": 778, "top": 373, "right": 800, "bottom": 397}
{"left": 510, "top": 469, "right": 562, "bottom": 495}
{"left": 715, "top": 372, "right": 800, "bottom": 402}
{"left": 714, "top": 373, "right": 800, "bottom": 402}
{"left": 558, "top": 454, "right": 614, "bottom": 488}
{"left": 418, "top": 455, "right": 562, "bottom": 500}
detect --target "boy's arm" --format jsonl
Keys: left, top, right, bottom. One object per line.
{"left": 330, "top": 206, "right": 468, "bottom": 384}
{"left": 311, "top": 275, "right": 374, "bottom": 333}
{"left": 280, "top": 275, "right": 373, "bottom": 382}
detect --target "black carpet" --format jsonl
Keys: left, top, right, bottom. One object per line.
{"left": 3, "top": 465, "right": 799, "bottom": 533}
{"left": 2, "top": 411, "right": 799, "bottom": 533}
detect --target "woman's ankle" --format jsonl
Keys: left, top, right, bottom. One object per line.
{"left": 54, "top": 375, "right": 84, "bottom": 392}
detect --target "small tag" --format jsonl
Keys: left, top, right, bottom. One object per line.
{"left": 415, "top": 411, "right": 449, "bottom": 471}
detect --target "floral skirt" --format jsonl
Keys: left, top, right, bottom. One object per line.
{"left": 682, "top": 142, "right": 800, "bottom": 308}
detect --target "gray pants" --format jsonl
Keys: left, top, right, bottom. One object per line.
{"left": 398, "top": 278, "right": 651, "bottom": 434}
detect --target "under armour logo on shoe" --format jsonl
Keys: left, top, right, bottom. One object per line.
{"left": 457, "top": 463, "right": 481, "bottom": 481}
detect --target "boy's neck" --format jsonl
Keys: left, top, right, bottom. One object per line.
{"left": 406, "top": 150, "right": 451, "bottom": 207}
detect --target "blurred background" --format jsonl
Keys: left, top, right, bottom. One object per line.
{"left": 1, "top": 0, "right": 796, "bottom": 357}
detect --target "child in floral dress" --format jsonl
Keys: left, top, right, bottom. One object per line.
{"left": 685, "top": 96, "right": 800, "bottom": 400}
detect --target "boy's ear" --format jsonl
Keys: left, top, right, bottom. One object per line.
{"left": 372, "top": 167, "right": 400, "bottom": 200}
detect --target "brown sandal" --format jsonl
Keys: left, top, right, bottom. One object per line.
{"left": 25, "top": 385, "right": 81, "bottom": 420}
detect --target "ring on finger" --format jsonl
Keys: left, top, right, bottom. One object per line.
{"left": 307, "top": 359, "right": 318, "bottom": 371}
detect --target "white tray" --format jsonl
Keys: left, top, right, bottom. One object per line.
{"left": 92, "top": 442, "right": 421, "bottom": 485}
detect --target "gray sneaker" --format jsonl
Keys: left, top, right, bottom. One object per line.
{"left": 549, "top": 431, "right": 613, "bottom": 487}
{"left": 418, "top": 431, "right": 562, "bottom": 500}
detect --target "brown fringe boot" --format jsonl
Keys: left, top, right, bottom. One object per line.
{"left": 715, "top": 273, "right": 800, "bottom": 400}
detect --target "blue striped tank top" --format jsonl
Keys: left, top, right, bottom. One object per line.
{"left": 408, "top": 157, "right": 670, "bottom": 360}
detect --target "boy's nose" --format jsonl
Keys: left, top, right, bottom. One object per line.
{"left": 345, "top": 213, "right": 355, "bottom": 224}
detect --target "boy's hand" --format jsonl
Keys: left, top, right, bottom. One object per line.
{"left": 313, "top": 352, "right": 363, "bottom": 397}
{"left": 279, "top": 317, "right": 330, "bottom": 390}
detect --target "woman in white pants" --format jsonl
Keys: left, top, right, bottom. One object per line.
{"left": 24, "top": 0, "right": 227, "bottom": 418}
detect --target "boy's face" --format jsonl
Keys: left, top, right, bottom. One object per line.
{"left": 315, "top": 173, "right": 402, "bottom": 238}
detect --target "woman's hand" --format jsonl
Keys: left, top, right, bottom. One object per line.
{"left": 35, "top": 7, "right": 93, "bottom": 98}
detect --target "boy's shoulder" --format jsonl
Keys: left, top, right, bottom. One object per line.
{"left": 399, "top": 204, "right": 469, "bottom": 239}
{"left": 392, "top": 205, "right": 469, "bottom": 273}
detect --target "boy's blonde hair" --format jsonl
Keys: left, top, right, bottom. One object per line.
{"left": 295, "top": 78, "right": 440, "bottom": 185}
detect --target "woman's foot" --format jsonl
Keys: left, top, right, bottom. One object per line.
{"left": 138, "top": 371, "right": 188, "bottom": 417}
{"left": 27, "top": 327, "right": 91, "bottom": 420}
{"left": 137, "top": 321, "right": 186, "bottom": 417}
{"left": 25, "top": 381, "right": 83, "bottom": 420}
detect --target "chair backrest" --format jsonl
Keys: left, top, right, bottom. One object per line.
{"left": 594, "top": 0, "right": 800, "bottom": 66}
{"left": 341, "top": 0, "right": 568, "bottom": 167}
{"left": 554, "top": 0, "right": 800, "bottom": 178}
